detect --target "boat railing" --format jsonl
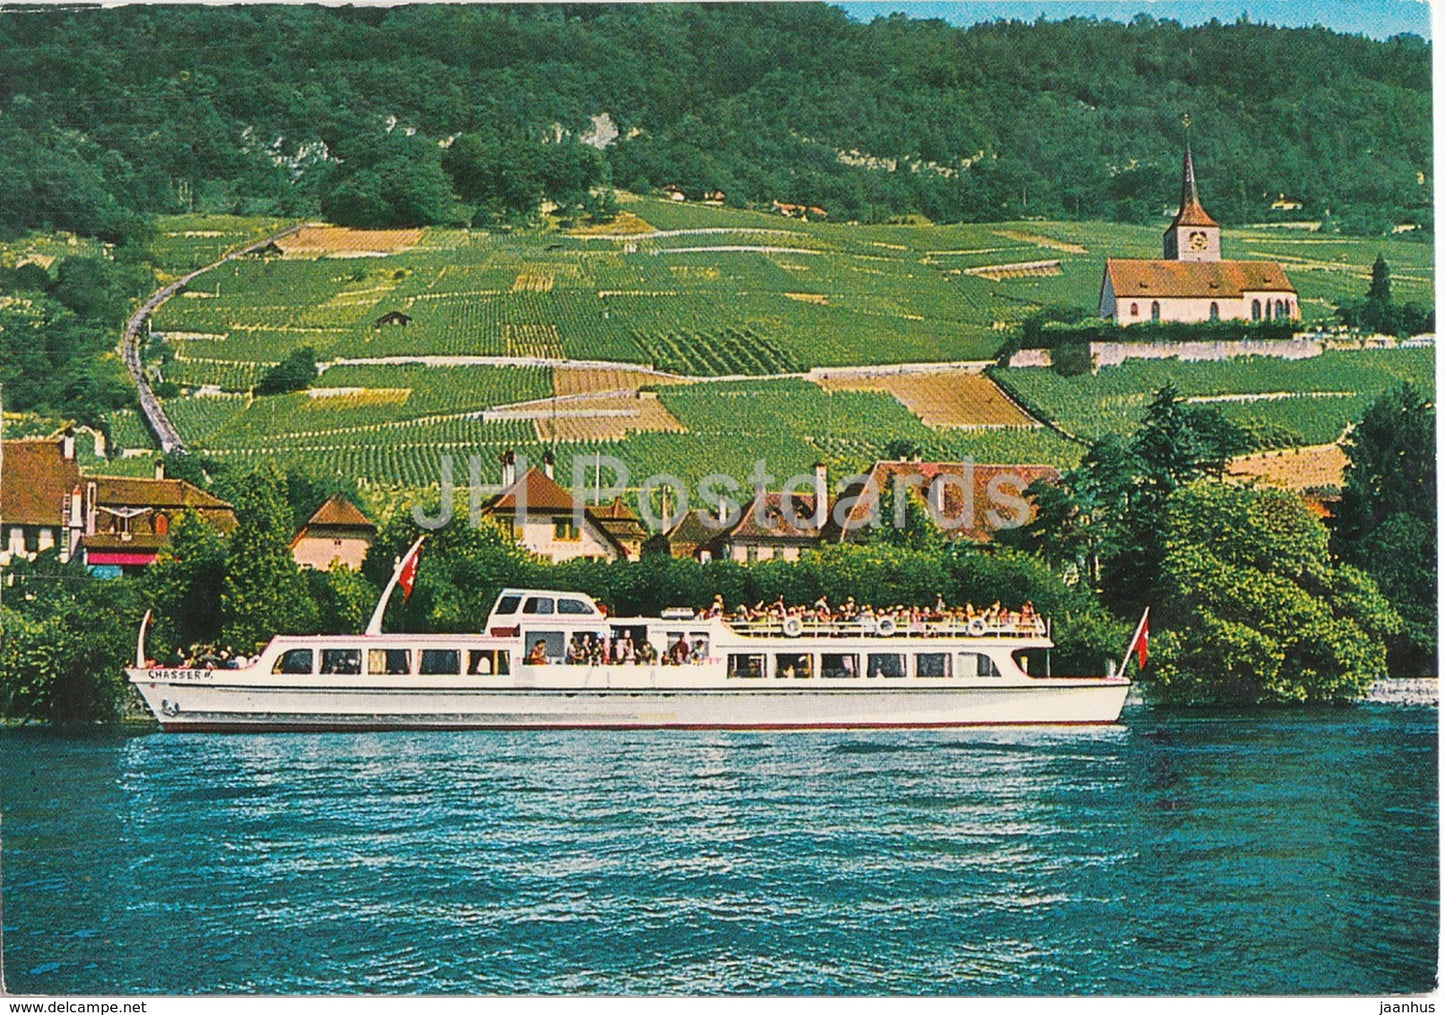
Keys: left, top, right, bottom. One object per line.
{"left": 721, "top": 614, "right": 1048, "bottom": 639}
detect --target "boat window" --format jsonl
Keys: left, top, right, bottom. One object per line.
{"left": 273, "top": 648, "right": 313, "bottom": 675}
{"left": 419, "top": 649, "right": 460, "bottom": 675}
{"left": 321, "top": 648, "right": 362, "bottom": 675}
{"left": 775, "top": 652, "right": 812, "bottom": 679}
{"left": 960, "top": 652, "right": 1002, "bottom": 677}
{"left": 821, "top": 653, "right": 860, "bottom": 679}
{"left": 867, "top": 653, "right": 905, "bottom": 679}
{"left": 916, "top": 652, "right": 951, "bottom": 678}
{"left": 523, "top": 631, "right": 566, "bottom": 664}
{"left": 468, "top": 649, "right": 510, "bottom": 675}
{"left": 557, "top": 597, "right": 592, "bottom": 615}
{"left": 522, "top": 597, "right": 555, "bottom": 615}
{"left": 368, "top": 648, "right": 412, "bottom": 676}
{"left": 727, "top": 653, "right": 765, "bottom": 678}
{"left": 495, "top": 595, "right": 522, "bottom": 616}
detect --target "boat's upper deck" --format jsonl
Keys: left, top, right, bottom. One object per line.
{"left": 485, "top": 589, "right": 1050, "bottom": 643}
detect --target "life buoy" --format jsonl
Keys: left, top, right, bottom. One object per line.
{"left": 875, "top": 617, "right": 897, "bottom": 637}
{"left": 967, "top": 618, "right": 987, "bottom": 636}
{"left": 782, "top": 616, "right": 804, "bottom": 638}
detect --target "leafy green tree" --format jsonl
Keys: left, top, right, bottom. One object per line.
{"left": 320, "top": 130, "right": 463, "bottom": 228}
{"left": 363, "top": 512, "right": 537, "bottom": 634}
{"left": 1006, "top": 434, "right": 1141, "bottom": 591}
{"left": 1147, "top": 482, "right": 1398, "bottom": 704}
{"left": 281, "top": 469, "right": 366, "bottom": 533}
{"left": 143, "top": 513, "right": 229, "bottom": 656}
{"left": 441, "top": 130, "right": 543, "bottom": 222}
{"left": 1366, "top": 252, "right": 1392, "bottom": 305}
{"left": 0, "top": 552, "right": 145, "bottom": 721}
{"left": 538, "top": 140, "right": 605, "bottom": 214}
{"left": 308, "top": 564, "right": 379, "bottom": 635}
{"left": 1331, "top": 383, "right": 1437, "bottom": 672}
{"left": 255, "top": 346, "right": 317, "bottom": 395}
{"left": 221, "top": 465, "right": 316, "bottom": 650}
{"left": 1103, "top": 384, "right": 1249, "bottom": 613}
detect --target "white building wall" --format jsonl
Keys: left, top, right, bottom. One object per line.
{"left": 1115, "top": 293, "right": 1298, "bottom": 327}
{"left": 1098, "top": 276, "right": 1117, "bottom": 320}
{"left": 293, "top": 535, "right": 372, "bottom": 571}
{"left": 516, "top": 515, "right": 618, "bottom": 562}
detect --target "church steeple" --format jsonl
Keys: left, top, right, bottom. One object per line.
{"left": 1164, "top": 141, "right": 1221, "bottom": 261}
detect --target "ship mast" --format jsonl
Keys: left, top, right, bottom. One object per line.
{"left": 365, "top": 535, "right": 426, "bottom": 635}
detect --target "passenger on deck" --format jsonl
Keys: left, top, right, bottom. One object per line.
{"left": 668, "top": 634, "right": 691, "bottom": 665}
{"left": 527, "top": 640, "right": 549, "bottom": 665}
{"left": 567, "top": 635, "right": 588, "bottom": 665}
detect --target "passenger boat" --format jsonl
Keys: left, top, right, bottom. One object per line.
{"left": 126, "top": 576, "right": 1134, "bottom": 732}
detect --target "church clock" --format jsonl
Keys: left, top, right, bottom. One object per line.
{"left": 1189, "top": 230, "right": 1209, "bottom": 252}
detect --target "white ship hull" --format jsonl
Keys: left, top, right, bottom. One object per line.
{"left": 126, "top": 667, "right": 1130, "bottom": 731}
{"left": 127, "top": 587, "right": 1133, "bottom": 731}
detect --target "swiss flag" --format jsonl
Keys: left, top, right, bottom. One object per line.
{"left": 1135, "top": 615, "right": 1149, "bottom": 669}
{"left": 397, "top": 541, "right": 422, "bottom": 601}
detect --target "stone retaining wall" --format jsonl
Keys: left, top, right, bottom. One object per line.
{"left": 1367, "top": 678, "right": 1438, "bottom": 706}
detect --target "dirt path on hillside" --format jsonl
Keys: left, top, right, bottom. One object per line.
{"left": 122, "top": 223, "right": 302, "bottom": 454}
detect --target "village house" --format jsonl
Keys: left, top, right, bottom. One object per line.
{"left": 663, "top": 464, "right": 829, "bottom": 563}
{"left": 374, "top": 310, "right": 413, "bottom": 327}
{"left": 1100, "top": 146, "right": 1299, "bottom": 326}
{"left": 81, "top": 460, "right": 238, "bottom": 572}
{"left": 291, "top": 493, "right": 376, "bottom": 571}
{"left": 482, "top": 451, "right": 629, "bottom": 562}
{"left": 662, "top": 460, "right": 1058, "bottom": 561}
{"left": 827, "top": 461, "right": 1060, "bottom": 543}
{"left": 771, "top": 200, "right": 828, "bottom": 220}
{"left": 589, "top": 497, "right": 649, "bottom": 560}
{"left": 0, "top": 438, "right": 238, "bottom": 570}
{"left": 0, "top": 435, "right": 86, "bottom": 565}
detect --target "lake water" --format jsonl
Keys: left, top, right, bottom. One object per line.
{"left": 1, "top": 706, "right": 1436, "bottom": 995}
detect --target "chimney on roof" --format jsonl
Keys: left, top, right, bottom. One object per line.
{"left": 543, "top": 449, "right": 555, "bottom": 480}
{"left": 812, "top": 462, "right": 828, "bottom": 527}
{"left": 500, "top": 449, "right": 516, "bottom": 488}
{"left": 61, "top": 428, "right": 75, "bottom": 461}
{"left": 154, "top": 458, "right": 166, "bottom": 481}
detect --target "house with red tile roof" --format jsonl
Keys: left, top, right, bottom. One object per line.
{"left": 0, "top": 436, "right": 85, "bottom": 564}
{"left": 663, "top": 464, "right": 830, "bottom": 563}
{"left": 827, "top": 461, "right": 1060, "bottom": 544}
{"left": 1100, "top": 146, "right": 1298, "bottom": 326}
{"left": 589, "top": 497, "right": 648, "bottom": 560}
{"left": 81, "top": 462, "right": 237, "bottom": 570}
{"left": 291, "top": 493, "right": 376, "bottom": 570}
{"left": 482, "top": 453, "right": 630, "bottom": 562}
{"left": 1, "top": 438, "right": 237, "bottom": 570}
{"left": 661, "top": 461, "right": 1057, "bottom": 561}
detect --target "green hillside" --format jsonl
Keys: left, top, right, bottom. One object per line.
{"left": 90, "top": 204, "right": 1434, "bottom": 492}
{"left": 0, "top": 6, "right": 1431, "bottom": 239}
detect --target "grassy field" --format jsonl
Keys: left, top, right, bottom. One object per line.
{"left": 90, "top": 203, "right": 1432, "bottom": 493}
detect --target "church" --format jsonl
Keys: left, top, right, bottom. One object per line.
{"left": 1099, "top": 148, "right": 1299, "bottom": 327}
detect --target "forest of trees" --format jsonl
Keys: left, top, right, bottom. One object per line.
{"left": 0, "top": 4, "right": 1431, "bottom": 237}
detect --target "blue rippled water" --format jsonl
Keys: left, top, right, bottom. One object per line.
{"left": 1, "top": 706, "right": 1436, "bottom": 995}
